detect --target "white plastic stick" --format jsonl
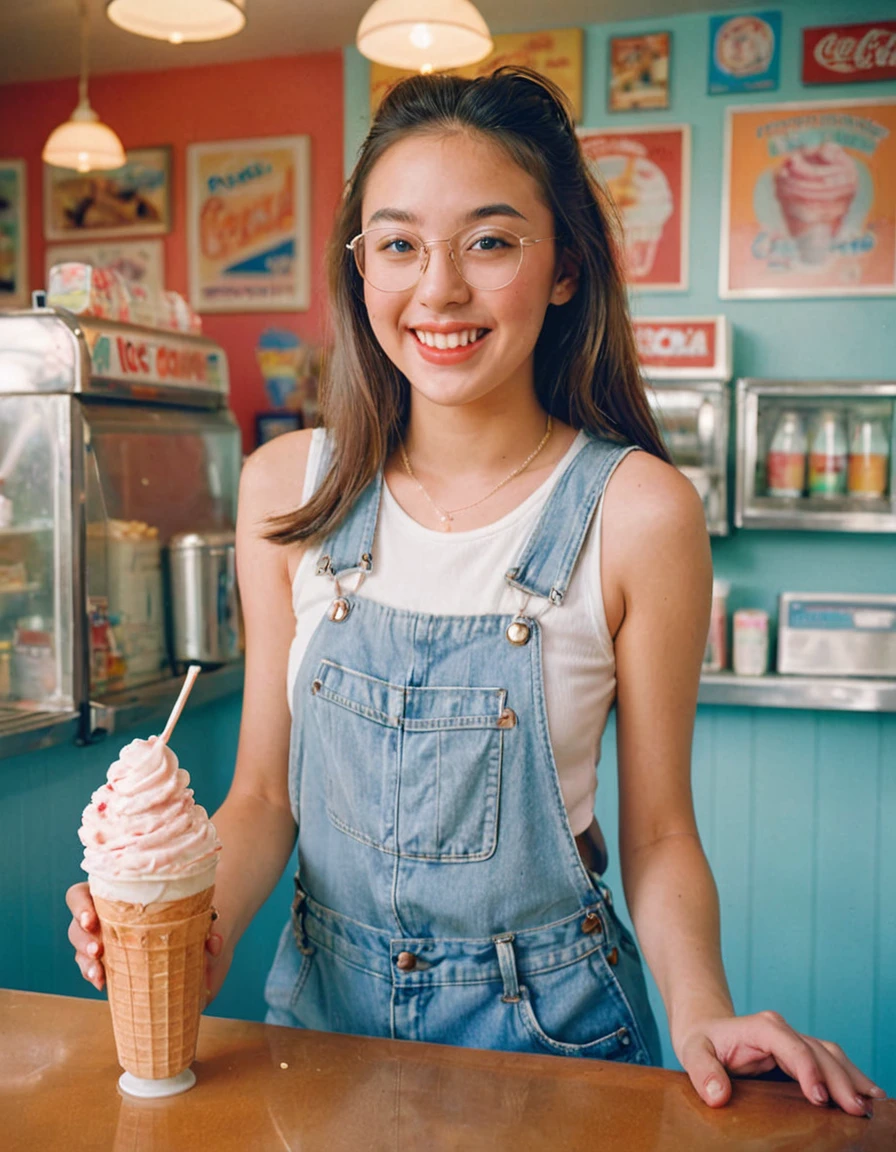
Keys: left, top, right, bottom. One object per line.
{"left": 159, "top": 664, "right": 201, "bottom": 746}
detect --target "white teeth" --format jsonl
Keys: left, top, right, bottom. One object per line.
{"left": 414, "top": 328, "right": 482, "bottom": 349}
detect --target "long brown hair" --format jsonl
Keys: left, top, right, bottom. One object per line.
{"left": 267, "top": 66, "right": 670, "bottom": 546}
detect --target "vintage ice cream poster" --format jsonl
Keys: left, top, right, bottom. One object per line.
{"left": 369, "top": 29, "right": 583, "bottom": 120}
{"left": 0, "top": 160, "right": 27, "bottom": 307}
{"left": 708, "top": 11, "right": 781, "bottom": 95}
{"left": 579, "top": 126, "right": 689, "bottom": 291}
{"left": 720, "top": 99, "right": 896, "bottom": 298}
{"left": 187, "top": 136, "right": 310, "bottom": 313}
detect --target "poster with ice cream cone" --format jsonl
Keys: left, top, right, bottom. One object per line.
{"left": 579, "top": 126, "right": 689, "bottom": 291}
{"left": 720, "top": 98, "right": 896, "bottom": 298}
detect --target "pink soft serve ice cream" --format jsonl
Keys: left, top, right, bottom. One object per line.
{"left": 773, "top": 143, "right": 859, "bottom": 265}
{"left": 80, "top": 735, "right": 220, "bottom": 904}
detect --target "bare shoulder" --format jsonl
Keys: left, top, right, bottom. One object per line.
{"left": 239, "top": 427, "right": 316, "bottom": 525}
{"left": 604, "top": 448, "right": 708, "bottom": 556}
{"left": 601, "top": 449, "right": 711, "bottom": 625}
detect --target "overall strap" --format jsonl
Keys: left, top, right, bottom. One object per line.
{"left": 314, "top": 442, "right": 383, "bottom": 579}
{"left": 505, "top": 435, "right": 637, "bottom": 605}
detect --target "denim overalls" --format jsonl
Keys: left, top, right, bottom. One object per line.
{"left": 265, "top": 434, "right": 661, "bottom": 1065}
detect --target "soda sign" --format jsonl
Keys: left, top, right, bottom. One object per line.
{"left": 803, "top": 22, "right": 896, "bottom": 84}
{"left": 632, "top": 316, "right": 732, "bottom": 379}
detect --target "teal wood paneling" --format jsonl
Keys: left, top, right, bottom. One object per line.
{"left": 877, "top": 718, "right": 896, "bottom": 1086}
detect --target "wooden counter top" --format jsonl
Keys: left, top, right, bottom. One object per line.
{"left": 2, "top": 989, "right": 893, "bottom": 1151}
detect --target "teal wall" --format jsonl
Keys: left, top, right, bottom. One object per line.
{"left": 0, "top": 0, "right": 893, "bottom": 1105}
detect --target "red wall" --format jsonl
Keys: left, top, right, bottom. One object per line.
{"left": 0, "top": 52, "right": 344, "bottom": 452}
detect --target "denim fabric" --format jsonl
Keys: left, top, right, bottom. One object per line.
{"left": 265, "top": 435, "right": 661, "bottom": 1065}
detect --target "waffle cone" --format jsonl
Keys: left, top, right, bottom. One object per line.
{"left": 93, "top": 887, "right": 214, "bottom": 1079}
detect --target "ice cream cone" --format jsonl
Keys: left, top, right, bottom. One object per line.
{"left": 773, "top": 144, "right": 859, "bottom": 266}
{"left": 93, "top": 886, "right": 214, "bottom": 1080}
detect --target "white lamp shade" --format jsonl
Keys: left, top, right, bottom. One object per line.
{"left": 106, "top": 0, "right": 246, "bottom": 43}
{"left": 357, "top": 0, "right": 493, "bottom": 71}
{"left": 42, "top": 103, "right": 127, "bottom": 173}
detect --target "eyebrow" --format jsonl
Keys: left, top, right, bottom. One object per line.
{"left": 365, "top": 202, "right": 528, "bottom": 228}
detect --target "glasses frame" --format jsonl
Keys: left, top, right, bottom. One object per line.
{"left": 345, "top": 224, "right": 557, "bottom": 293}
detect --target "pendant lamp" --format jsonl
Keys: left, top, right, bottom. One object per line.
{"left": 106, "top": 0, "right": 246, "bottom": 43}
{"left": 42, "top": 1, "right": 127, "bottom": 173}
{"left": 356, "top": 0, "right": 493, "bottom": 73}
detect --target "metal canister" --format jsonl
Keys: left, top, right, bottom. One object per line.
{"left": 167, "top": 531, "right": 241, "bottom": 667}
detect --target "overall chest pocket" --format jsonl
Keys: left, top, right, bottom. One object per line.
{"left": 309, "top": 659, "right": 507, "bottom": 861}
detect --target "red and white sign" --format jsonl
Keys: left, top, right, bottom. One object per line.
{"left": 83, "top": 324, "right": 227, "bottom": 394}
{"left": 803, "top": 22, "right": 896, "bottom": 85}
{"left": 633, "top": 316, "right": 732, "bottom": 379}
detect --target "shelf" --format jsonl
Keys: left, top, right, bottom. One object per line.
{"left": 699, "top": 671, "right": 896, "bottom": 713}
{"left": 0, "top": 707, "right": 81, "bottom": 760}
{"left": 88, "top": 659, "right": 244, "bottom": 738}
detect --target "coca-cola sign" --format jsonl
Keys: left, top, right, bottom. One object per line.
{"left": 803, "top": 21, "right": 896, "bottom": 84}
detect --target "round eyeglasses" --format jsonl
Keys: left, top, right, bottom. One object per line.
{"left": 346, "top": 224, "right": 556, "bottom": 293}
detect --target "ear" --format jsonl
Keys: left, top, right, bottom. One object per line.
{"left": 550, "top": 246, "right": 580, "bottom": 305}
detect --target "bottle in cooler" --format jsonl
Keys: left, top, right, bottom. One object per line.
{"left": 847, "top": 413, "right": 889, "bottom": 499}
{"left": 807, "top": 408, "right": 847, "bottom": 497}
{"left": 766, "top": 410, "right": 806, "bottom": 498}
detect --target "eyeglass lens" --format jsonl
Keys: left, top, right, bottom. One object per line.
{"left": 353, "top": 226, "right": 526, "bottom": 291}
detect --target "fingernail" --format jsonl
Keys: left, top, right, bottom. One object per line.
{"left": 80, "top": 911, "right": 92, "bottom": 929}
{"left": 706, "top": 1078, "right": 724, "bottom": 1101}
{"left": 206, "top": 932, "right": 223, "bottom": 957}
{"left": 812, "top": 1085, "right": 829, "bottom": 1105}
{"left": 855, "top": 1095, "right": 873, "bottom": 1117}
{"left": 87, "top": 964, "right": 99, "bottom": 980}
{"left": 869, "top": 1086, "right": 887, "bottom": 1099}
{"left": 87, "top": 941, "right": 99, "bottom": 957}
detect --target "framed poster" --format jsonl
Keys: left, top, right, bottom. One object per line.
{"left": 370, "top": 29, "right": 583, "bottom": 120}
{"left": 45, "top": 239, "right": 164, "bottom": 295}
{"left": 0, "top": 160, "right": 28, "bottom": 307}
{"left": 720, "top": 98, "right": 896, "bottom": 299}
{"left": 43, "top": 147, "right": 171, "bottom": 241}
{"left": 608, "top": 33, "right": 671, "bottom": 112}
{"left": 802, "top": 21, "right": 896, "bottom": 86}
{"left": 579, "top": 125, "right": 690, "bottom": 291}
{"left": 187, "top": 136, "right": 310, "bottom": 313}
{"left": 708, "top": 12, "right": 781, "bottom": 95}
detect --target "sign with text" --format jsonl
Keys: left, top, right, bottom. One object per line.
{"left": 720, "top": 98, "right": 896, "bottom": 299}
{"left": 803, "top": 21, "right": 896, "bottom": 85}
{"left": 187, "top": 136, "right": 310, "bottom": 313}
{"left": 633, "top": 316, "right": 731, "bottom": 379}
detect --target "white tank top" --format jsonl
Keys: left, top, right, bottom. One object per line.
{"left": 287, "top": 428, "right": 618, "bottom": 836}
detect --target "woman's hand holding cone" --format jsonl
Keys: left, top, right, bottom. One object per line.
{"left": 66, "top": 881, "right": 105, "bottom": 991}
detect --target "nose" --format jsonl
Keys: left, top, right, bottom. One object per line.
{"left": 416, "top": 238, "right": 470, "bottom": 307}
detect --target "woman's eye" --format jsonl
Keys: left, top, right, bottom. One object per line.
{"left": 469, "top": 233, "right": 513, "bottom": 252}
{"left": 381, "top": 236, "right": 416, "bottom": 255}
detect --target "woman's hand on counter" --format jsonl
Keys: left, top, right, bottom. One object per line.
{"left": 675, "top": 1011, "right": 886, "bottom": 1115}
{"left": 65, "top": 882, "right": 105, "bottom": 992}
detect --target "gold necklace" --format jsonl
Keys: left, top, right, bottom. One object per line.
{"left": 399, "top": 415, "right": 553, "bottom": 531}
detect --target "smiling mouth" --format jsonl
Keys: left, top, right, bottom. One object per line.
{"left": 412, "top": 328, "right": 489, "bottom": 350}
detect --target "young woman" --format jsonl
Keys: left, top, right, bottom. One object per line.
{"left": 68, "top": 68, "right": 881, "bottom": 1114}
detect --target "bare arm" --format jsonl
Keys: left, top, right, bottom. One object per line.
{"left": 204, "top": 429, "right": 315, "bottom": 994}
{"left": 601, "top": 451, "right": 882, "bottom": 1114}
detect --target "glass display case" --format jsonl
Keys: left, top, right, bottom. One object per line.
{"left": 734, "top": 378, "right": 896, "bottom": 532}
{"left": 0, "top": 305, "right": 242, "bottom": 748}
{"left": 635, "top": 316, "right": 733, "bottom": 537}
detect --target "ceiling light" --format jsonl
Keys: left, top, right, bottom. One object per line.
{"left": 42, "top": 1, "right": 126, "bottom": 173}
{"left": 106, "top": 0, "right": 246, "bottom": 44}
{"left": 357, "top": 0, "right": 492, "bottom": 73}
